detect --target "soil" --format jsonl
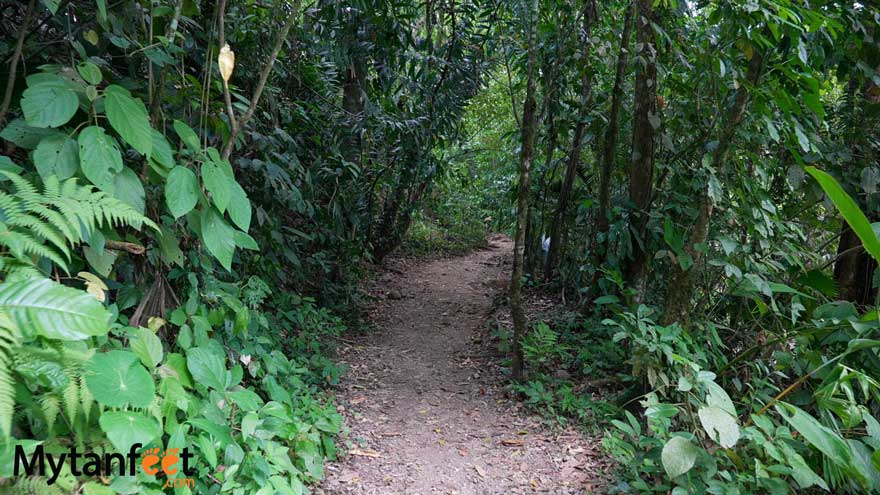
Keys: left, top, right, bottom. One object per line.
{"left": 317, "top": 235, "right": 611, "bottom": 494}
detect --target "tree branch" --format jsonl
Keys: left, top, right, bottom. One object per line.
{"left": 220, "top": 0, "right": 302, "bottom": 161}
{"left": 0, "top": 0, "right": 37, "bottom": 127}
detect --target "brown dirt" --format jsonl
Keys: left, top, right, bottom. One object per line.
{"left": 317, "top": 235, "right": 610, "bottom": 494}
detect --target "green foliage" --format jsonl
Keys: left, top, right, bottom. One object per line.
{"left": 0, "top": 172, "right": 154, "bottom": 275}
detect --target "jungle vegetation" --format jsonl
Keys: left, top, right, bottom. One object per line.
{"left": 0, "top": 0, "right": 879, "bottom": 494}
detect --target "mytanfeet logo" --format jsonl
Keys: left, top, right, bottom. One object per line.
{"left": 14, "top": 443, "right": 196, "bottom": 488}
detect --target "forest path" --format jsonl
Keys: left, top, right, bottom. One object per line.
{"left": 317, "top": 236, "right": 608, "bottom": 494}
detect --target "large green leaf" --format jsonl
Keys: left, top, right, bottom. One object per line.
{"left": 0, "top": 278, "right": 110, "bottom": 340}
{"left": 776, "top": 403, "right": 854, "bottom": 468}
{"left": 33, "top": 134, "right": 78, "bottom": 180}
{"left": 150, "top": 130, "right": 175, "bottom": 169}
{"left": 21, "top": 74, "right": 79, "bottom": 128}
{"left": 78, "top": 126, "right": 123, "bottom": 192}
{"left": 131, "top": 327, "right": 163, "bottom": 368}
{"left": 104, "top": 85, "right": 152, "bottom": 156}
{"left": 0, "top": 119, "right": 60, "bottom": 149}
{"left": 661, "top": 436, "right": 698, "bottom": 478}
{"left": 85, "top": 350, "right": 155, "bottom": 408}
{"left": 201, "top": 207, "right": 236, "bottom": 270}
{"left": 805, "top": 166, "right": 880, "bottom": 263}
{"left": 165, "top": 166, "right": 199, "bottom": 218}
{"left": 201, "top": 162, "right": 231, "bottom": 213}
{"left": 173, "top": 119, "right": 201, "bottom": 152}
{"left": 228, "top": 181, "right": 252, "bottom": 232}
{"left": 98, "top": 411, "right": 161, "bottom": 452}
{"left": 112, "top": 167, "right": 146, "bottom": 216}
{"left": 186, "top": 346, "right": 228, "bottom": 391}
{"left": 698, "top": 405, "right": 740, "bottom": 448}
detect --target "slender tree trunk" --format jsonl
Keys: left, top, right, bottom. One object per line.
{"left": 834, "top": 223, "right": 878, "bottom": 306}
{"left": 0, "top": 0, "right": 37, "bottom": 127}
{"left": 544, "top": 1, "right": 597, "bottom": 281}
{"left": 342, "top": 60, "right": 366, "bottom": 164}
{"left": 511, "top": 0, "right": 539, "bottom": 383}
{"left": 662, "top": 52, "right": 763, "bottom": 325}
{"left": 834, "top": 79, "right": 877, "bottom": 307}
{"left": 590, "top": 3, "right": 633, "bottom": 288}
{"left": 623, "top": 0, "right": 658, "bottom": 303}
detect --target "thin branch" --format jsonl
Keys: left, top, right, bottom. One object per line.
{"left": 217, "top": 0, "right": 238, "bottom": 135}
{"left": 0, "top": 0, "right": 37, "bottom": 127}
{"left": 221, "top": 0, "right": 302, "bottom": 161}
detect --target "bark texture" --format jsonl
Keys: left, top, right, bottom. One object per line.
{"left": 592, "top": 2, "right": 634, "bottom": 264}
{"left": 510, "top": 0, "right": 539, "bottom": 383}
{"left": 623, "top": 0, "right": 658, "bottom": 302}
{"left": 544, "top": 1, "right": 598, "bottom": 281}
{"left": 662, "top": 52, "right": 764, "bottom": 325}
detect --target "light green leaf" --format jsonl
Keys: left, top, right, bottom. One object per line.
{"left": 150, "top": 130, "right": 175, "bottom": 169}
{"left": 99, "top": 411, "right": 161, "bottom": 452}
{"left": 131, "top": 327, "right": 163, "bottom": 368}
{"left": 86, "top": 350, "right": 155, "bottom": 408}
{"left": 41, "top": 0, "right": 61, "bottom": 14}
{"left": 806, "top": 166, "right": 880, "bottom": 263}
{"left": 33, "top": 134, "right": 78, "bottom": 180}
{"left": 780, "top": 442, "right": 829, "bottom": 490}
{"left": 241, "top": 412, "right": 259, "bottom": 438}
{"left": 76, "top": 62, "right": 102, "bottom": 85}
{"left": 0, "top": 119, "right": 60, "bottom": 149}
{"left": 21, "top": 74, "right": 78, "bottom": 128}
{"left": 173, "top": 119, "right": 200, "bottom": 152}
{"left": 112, "top": 167, "right": 146, "bottom": 216}
{"left": 0, "top": 278, "right": 110, "bottom": 341}
{"left": 698, "top": 406, "right": 740, "bottom": 448}
{"left": 662, "top": 436, "right": 698, "bottom": 478}
{"left": 201, "top": 207, "right": 236, "bottom": 270}
{"left": 82, "top": 481, "right": 114, "bottom": 495}
{"left": 186, "top": 346, "right": 227, "bottom": 390}
{"left": 0, "top": 156, "right": 22, "bottom": 177}
{"left": 776, "top": 403, "right": 853, "bottom": 468}
{"left": 78, "top": 126, "right": 122, "bottom": 192}
{"left": 202, "top": 162, "right": 231, "bottom": 212}
{"left": 157, "top": 227, "right": 184, "bottom": 267}
{"left": 165, "top": 166, "right": 199, "bottom": 218}
{"left": 233, "top": 231, "right": 259, "bottom": 251}
{"left": 104, "top": 85, "right": 152, "bottom": 156}
{"left": 228, "top": 182, "right": 251, "bottom": 232}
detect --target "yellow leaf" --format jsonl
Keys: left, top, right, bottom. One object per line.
{"left": 218, "top": 44, "right": 235, "bottom": 82}
{"left": 77, "top": 272, "right": 107, "bottom": 302}
{"left": 84, "top": 30, "right": 99, "bottom": 46}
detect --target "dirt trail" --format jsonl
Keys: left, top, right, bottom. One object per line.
{"left": 318, "top": 236, "right": 608, "bottom": 494}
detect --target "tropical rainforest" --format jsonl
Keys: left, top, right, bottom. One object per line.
{"left": 0, "top": 0, "right": 879, "bottom": 493}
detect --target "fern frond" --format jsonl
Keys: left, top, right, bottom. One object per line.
{"left": 7, "top": 476, "right": 65, "bottom": 495}
{"left": 6, "top": 213, "right": 70, "bottom": 261}
{"left": 40, "top": 394, "right": 59, "bottom": 435}
{"left": 62, "top": 378, "right": 79, "bottom": 425}
{"left": 0, "top": 226, "right": 68, "bottom": 271}
{"left": 29, "top": 204, "right": 80, "bottom": 246}
{"left": 0, "top": 312, "right": 18, "bottom": 439}
{"left": 0, "top": 172, "right": 154, "bottom": 277}
{"left": 79, "top": 377, "right": 93, "bottom": 422}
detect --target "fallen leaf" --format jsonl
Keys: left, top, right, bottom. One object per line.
{"left": 473, "top": 465, "right": 487, "bottom": 478}
{"left": 350, "top": 448, "right": 381, "bottom": 458}
{"left": 501, "top": 439, "right": 523, "bottom": 446}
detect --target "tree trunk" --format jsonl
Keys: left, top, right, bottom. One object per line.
{"left": 590, "top": 3, "right": 633, "bottom": 289}
{"left": 544, "top": 1, "right": 597, "bottom": 281}
{"left": 510, "top": 0, "right": 539, "bottom": 383}
{"left": 662, "top": 52, "right": 763, "bottom": 325}
{"left": 834, "top": 223, "right": 878, "bottom": 306}
{"left": 623, "top": 0, "right": 658, "bottom": 303}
